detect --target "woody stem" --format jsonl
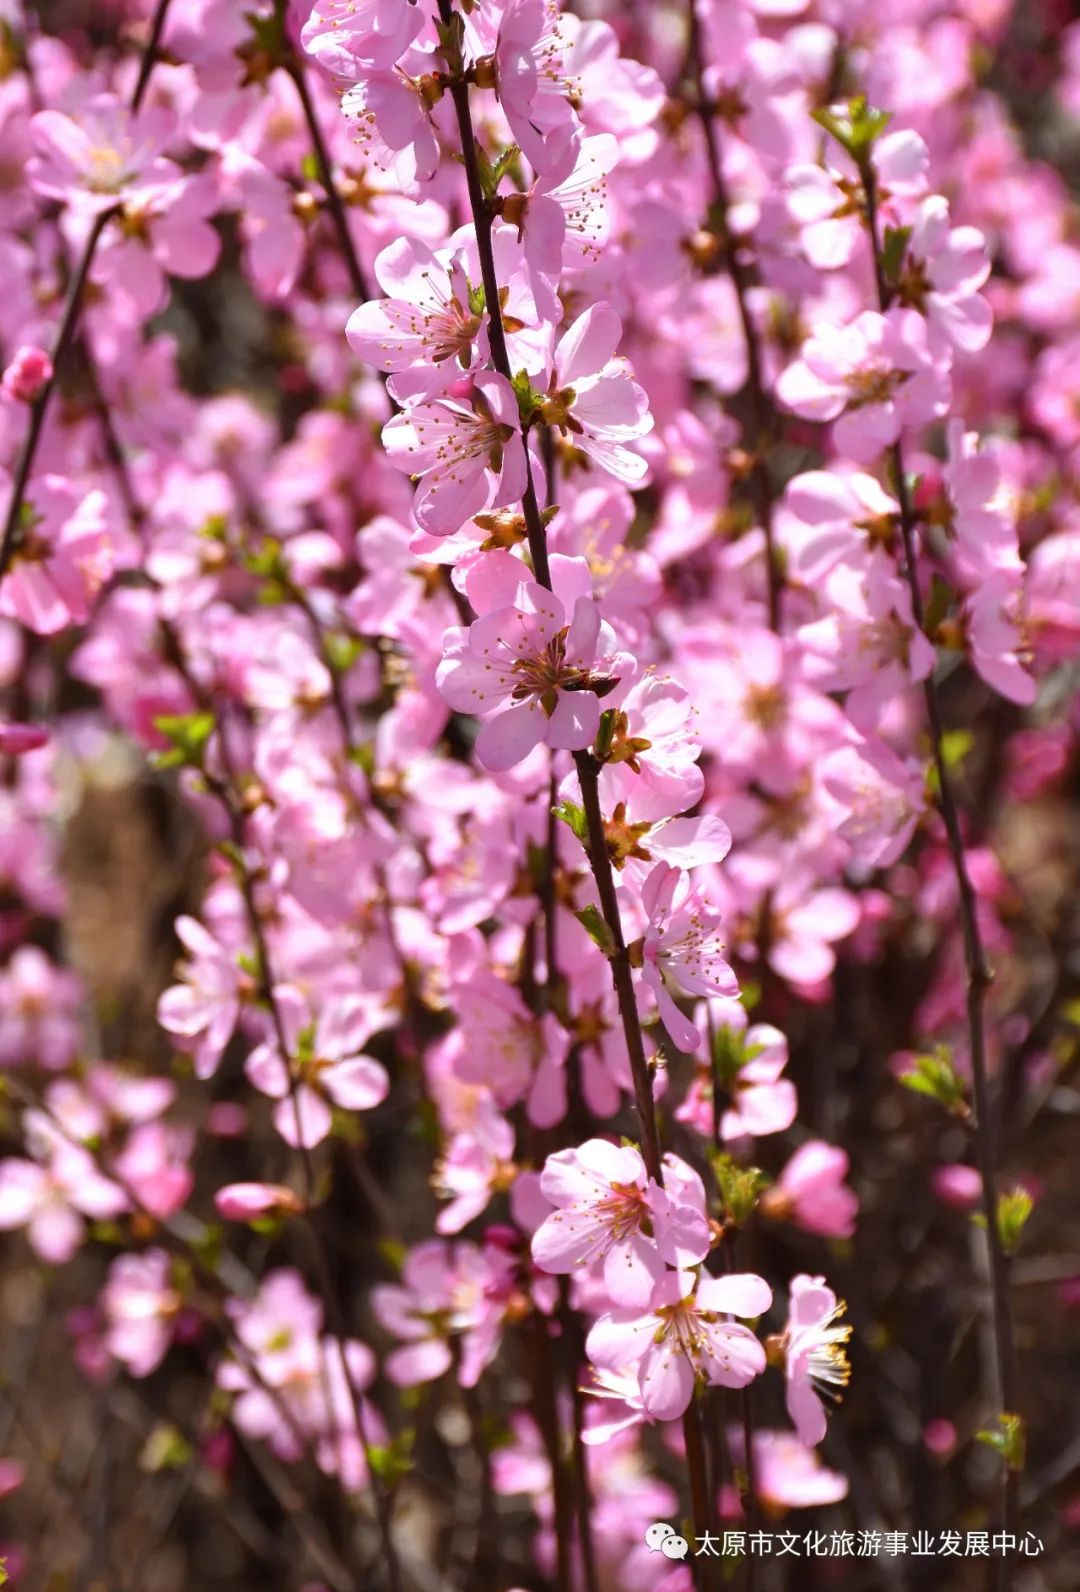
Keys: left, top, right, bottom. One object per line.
{"left": 862, "top": 155, "right": 1019, "bottom": 1589}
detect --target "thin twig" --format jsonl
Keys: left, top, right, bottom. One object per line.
{"left": 0, "top": 0, "right": 174, "bottom": 581}
{"left": 861, "top": 154, "right": 1019, "bottom": 1591}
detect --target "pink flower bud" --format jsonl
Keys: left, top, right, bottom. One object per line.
{"left": 214, "top": 1181, "right": 303, "bottom": 1221}
{"left": 0, "top": 723, "right": 48, "bottom": 756}
{"left": 923, "top": 1418, "right": 957, "bottom": 1457}
{"left": 2, "top": 345, "right": 53, "bottom": 403}
{"left": 931, "top": 1163, "right": 983, "bottom": 1210}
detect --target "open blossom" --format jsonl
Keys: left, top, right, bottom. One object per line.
{"left": 0, "top": 478, "right": 112, "bottom": 635}
{"left": 372, "top": 1238, "right": 521, "bottom": 1388}
{"left": 531, "top": 1139, "right": 710, "bottom": 1306}
{"left": 101, "top": 1249, "right": 180, "bottom": 1378}
{"left": 762, "top": 1141, "right": 858, "bottom": 1238}
{"left": 537, "top": 305, "right": 653, "bottom": 483}
{"left": 776, "top": 308, "right": 949, "bottom": 464}
{"left": 220, "top": 1269, "right": 379, "bottom": 1487}
{"left": 720, "top": 1024, "right": 798, "bottom": 1140}
{"left": 784, "top": 129, "right": 928, "bottom": 270}
{"left": 437, "top": 552, "right": 628, "bottom": 771}
{"left": 796, "top": 551, "right": 936, "bottom": 731}
{"left": 157, "top": 916, "right": 243, "bottom": 1079}
{"left": 0, "top": 1121, "right": 127, "bottom": 1265}
{"left": 639, "top": 862, "right": 738, "bottom": 1052}
{"left": 586, "top": 1270, "right": 771, "bottom": 1421}
{"left": 383, "top": 372, "right": 527, "bottom": 535}
{"left": 29, "top": 96, "right": 178, "bottom": 213}
{"left": 492, "top": 0, "right": 578, "bottom": 173}
{"left": 895, "top": 197, "right": 992, "bottom": 356}
{"left": 964, "top": 571, "right": 1036, "bottom": 707}
{"left": 300, "top": 0, "right": 426, "bottom": 74}
{"left": 502, "top": 131, "right": 618, "bottom": 320}
{"left": 347, "top": 238, "right": 488, "bottom": 397}
{"left": 245, "top": 988, "right": 389, "bottom": 1150}
{"left": 0, "top": 946, "right": 83, "bottom": 1071}
{"left": 778, "top": 1275, "right": 852, "bottom": 1448}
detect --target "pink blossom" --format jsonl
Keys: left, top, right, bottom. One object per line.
{"left": 383, "top": 372, "right": 527, "bottom": 535}
{"left": 586, "top": 1270, "right": 771, "bottom": 1422}
{"left": 720, "top": 1024, "right": 798, "bottom": 1140}
{"left": 437, "top": 552, "right": 627, "bottom": 771}
{"left": 531, "top": 1138, "right": 710, "bottom": 1306}
{"left": 157, "top": 915, "right": 243, "bottom": 1080}
{"left": 29, "top": 96, "right": 178, "bottom": 214}
{"left": 640, "top": 862, "right": 738, "bottom": 1052}
{"left": 964, "top": 572, "right": 1036, "bottom": 706}
{"left": 245, "top": 987, "right": 389, "bottom": 1150}
{"left": 776, "top": 309, "right": 949, "bottom": 464}
{"left": 101, "top": 1249, "right": 179, "bottom": 1378}
{"left": 764, "top": 1141, "right": 858, "bottom": 1238}
{"left": 0, "top": 478, "right": 112, "bottom": 635}
{"left": 781, "top": 1275, "right": 852, "bottom": 1447}
{"left": 372, "top": 1238, "right": 519, "bottom": 1388}
{"left": 898, "top": 196, "right": 992, "bottom": 356}
{"left": 300, "top": 0, "right": 426, "bottom": 73}
{"left": 0, "top": 1124, "right": 127, "bottom": 1264}
{"left": 0, "top": 946, "right": 83, "bottom": 1071}
{"left": 539, "top": 306, "right": 653, "bottom": 484}
{"left": 434, "top": 1100, "right": 517, "bottom": 1234}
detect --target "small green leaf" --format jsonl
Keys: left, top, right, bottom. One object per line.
{"left": 140, "top": 1423, "right": 194, "bottom": 1473}
{"left": 368, "top": 1430, "right": 415, "bottom": 1487}
{"left": 898, "top": 1047, "right": 968, "bottom": 1116}
{"left": 575, "top": 904, "right": 616, "bottom": 958}
{"left": 594, "top": 708, "right": 617, "bottom": 761}
{"left": 552, "top": 800, "right": 588, "bottom": 844}
{"left": 812, "top": 96, "right": 892, "bottom": 162}
{"left": 975, "top": 1412, "right": 1026, "bottom": 1472}
{"left": 479, "top": 144, "right": 519, "bottom": 198}
{"left": 511, "top": 367, "right": 542, "bottom": 425}
{"left": 881, "top": 224, "right": 912, "bottom": 285}
{"left": 940, "top": 729, "right": 974, "bottom": 770}
{"left": 151, "top": 711, "right": 216, "bottom": 770}
{"left": 710, "top": 1152, "right": 769, "bottom": 1228}
{"left": 995, "top": 1186, "right": 1033, "bottom": 1255}
{"left": 322, "top": 631, "right": 364, "bottom": 675}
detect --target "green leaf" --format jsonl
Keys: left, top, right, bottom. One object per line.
{"left": 552, "top": 800, "right": 588, "bottom": 844}
{"left": 575, "top": 904, "right": 617, "bottom": 958}
{"left": 368, "top": 1430, "right": 415, "bottom": 1487}
{"left": 322, "top": 631, "right": 364, "bottom": 675}
{"left": 511, "top": 367, "right": 542, "bottom": 426}
{"left": 710, "top": 1152, "right": 768, "bottom": 1228}
{"left": 882, "top": 224, "right": 911, "bottom": 285}
{"left": 940, "top": 729, "right": 974, "bottom": 770}
{"left": 151, "top": 711, "right": 216, "bottom": 771}
{"left": 434, "top": 12, "right": 466, "bottom": 75}
{"left": 812, "top": 96, "right": 892, "bottom": 162}
{"left": 996, "top": 1186, "right": 1033, "bottom": 1255}
{"left": 478, "top": 143, "right": 519, "bottom": 199}
{"left": 594, "top": 708, "right": 617, "bottom": 761}
{"left": 140, "top": 1423, "right": 194, "bottom": 1473}
{"left": 898, "top": 1046, "right": 968, "bottom": 1116}
{"left": 975, "top": 1412, "right": 1026, "bottom": 1472}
